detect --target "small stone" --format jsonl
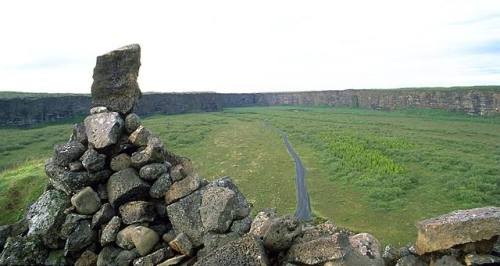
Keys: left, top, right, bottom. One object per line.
{"left": 415, "top": 207, "right": 500, "bottom": 254}
{"left": 116, "top": 249, "right": 141, "bottom": 266}
{"left": 111, "top": 153, "right": 132, "bottom": 172}
{"left": 45, "top": 249, "right": 67, "bottom": 266}
{"left": 90, "top": 106, "right": 108, "bottom": 114}
{"left": 230, "top": 216, "right": 252, "bottom": 235}
{"left": 165, "top": 174, "right": 201, "bottom": 204}
{"left": 101, "top": 216, "right": 121, "bottom": 246}
{"left": 80, "top": 148, "right": 106, "bottom": 172}
{"left": 464, "top": 254, "right": 500, "bottom": 266}
{"left": 52, "top": 141, "right": 86, "bottom": 166}
{"left": 158, "top": 255, "right": 187, "bottom": 266}
{"left": 349, "top": 233, "right": 384, "bottom": 265}
{"left": 60, "top": 213, "right": 91, "bottom": 239}
{"left": 193, "top": 235, "right": 269, "bottom": 266}
{"left": 285, "top": 232, "right": 352, "bottom": 265}
{"left": 71, "top": 187, "right": 102, "bottom": 215}
{"left": 131, "top": 226, "right": 160, "bottom": 256}
{"left": 150, "top": 173, "right": 172, "bottom": 198}
{"left": 125, "top": 113, "right": 141, "bottom": 133}
{"left": 75, "top": 250, "right": 98, "bottom": 266}
{"left": 133, "top": 247, "right": 174, "bottom": 266}
{"left": 140, "top": 163, "right": 168, "bottom": 181}
{"left": 64, "top": 220, "right": 96, "bottom": 256}
{"left": 84, "top": 112, "right": 124, "bottom": 149}
{"left": 119, "top": 201, "right": 156, "bottom": 225}
{"left": 249, "top": 209, "right": 277, "bottom": 237}
{"left": 200, "top": 186, "right": 237, "bottom": 233}
{"left": 260, "top": 215, "right": 301, "bottom": 251}
{"left": 106, "top": 168, "right": 150, "bottom": 207}
{"left": 91, "top": 44, "right": 142, "bottom": 114}
{"left": 69, "top": 123, "right": 88, "bottom": 145}
{"left": 0, "top": 235, "right": 48, "bottom": 265}
{"left": 130, "top": 136, "right": 166, "bottom": 168}
{"left": 92, "top": 203, "right": 115, "bottom": 229}
{"left": 116, "top": 225, "right": 139, "bottom": 250}
{"left": 97, "top": 246, "right": 122, "bottom": 266}
{"left": 129, "top": 125, "right": 152, "bottom": 147}
{"left": 395, "top": 255, "right": 426, "bottom": 266}
{"left": 169, "top": 233, "right": 193, "bottom": 256}
{"left": 69, "top": 161, "right": 84, "bottom": 172}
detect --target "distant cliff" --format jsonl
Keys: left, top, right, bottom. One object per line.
{"left": 1, "top": 87, "right": 499, "bottom": 127}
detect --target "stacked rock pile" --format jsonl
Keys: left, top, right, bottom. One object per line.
{"left": 0, "top": 44, "right": 499, "bottom": 266}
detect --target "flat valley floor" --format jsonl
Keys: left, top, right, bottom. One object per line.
{"left": 1, "top": 106, "right": 499, "bottom": 246}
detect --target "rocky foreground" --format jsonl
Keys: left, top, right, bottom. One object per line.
{"left": 0, "top": 45, "right": 499, "bottom": 266}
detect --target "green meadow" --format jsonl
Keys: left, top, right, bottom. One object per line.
{"left": 1, "top": 106, "right": 499, "bottom": 246}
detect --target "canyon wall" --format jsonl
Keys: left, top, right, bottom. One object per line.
{"left": 1, "top": 88, "right": 499, "bottom": 127}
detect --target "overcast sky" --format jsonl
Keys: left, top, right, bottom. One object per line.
{"left": 1, "top": 0, "right": 500, "bottom": 93}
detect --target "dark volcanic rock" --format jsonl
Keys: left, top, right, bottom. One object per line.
{"left": 91, "top": 203, "right": 115, "bottom": 228}
{"left": 200, "top": 186, "right": 237, "bottom": 233}
{"left": 166, "top": 190, "right": 204, "bottom": 247}
{"left": 130, "top": 136, "right": 166, "bottom": 168}
{"left": 97, "top": 246, "right": 122, "bottom": 266}
{"left": 100, "top": 216, "right": 121, "bottom": 246}
{"left": 91, "top": 44, "right": 142, "bottom": 114}
{"left": 139, "top": 163, "right": 168, "bottom": 181}
{"left": 64, "top": 220, "right": 96, "bottom": 255}
{"left": 0, "top": 235, "right": 49, "bottom": 265}
{"left": 193, "top": 235, "right": 269, "bottom": 266}
{"left": 45, "top": 159, "right": 92, "bottom": 195}
{"left": 84, "top": 111, "right": 124, "bottom": 149}
{"left": 81, "top": 148, "right": 106, "bottom": 172}
{"left": 106, "top": 168, "right": 150, "bottom": 207}
{"left": 149, "top": 173, "right": 172, "bottom": 199}
{"left": 53, "top": 141, "right": 86, "bottom": 167}
{"left": 125, "top": 113, "right": 141, "bottom": 133}
{"left": 70, "top": 122, "right": 88, "bottom": 145}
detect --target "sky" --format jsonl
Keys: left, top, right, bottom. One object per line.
{"left": 0, "top": 0, "right": 500, "bottom": 93}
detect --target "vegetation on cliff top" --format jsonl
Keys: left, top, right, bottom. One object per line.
{"left": 0, "top": 106, "right": 499, "bottom": 246}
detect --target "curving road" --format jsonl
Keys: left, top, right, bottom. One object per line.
{"left": 280, "top": 131, "right": 312, "bottom": 221}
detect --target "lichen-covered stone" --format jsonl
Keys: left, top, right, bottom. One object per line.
{"left": 165, "top": 174, "right": 201, "bottom": 204}
{"left": 259, "top": 215, "right": 301, "bottom": 252}
{"left": 0, "top": 235, "right": 48, "bottom": 265}
{"left": 110, "top": 153, "right": 132, "bottom": 172}
{"left": 71, "top": 186, "right": 101, "bottom": 215}
{"left": 45, "top": 249, "right": 67, "bottom": 266}
{"left": 199, "top": 232, "right": 240, "bottom": 258}
{"left": 60, "top": 213, "right": 91, "bottom": 239}
{"left": 140, "top": 163, "right": 168, "bottom": 181}
{"left": 70, "top": 122, "right": 88, "bottom": 145}
{"left": 230, "top": 216, "right": 252, "bottom": 235}
{"left": 91, "top": 203, "right": 115, "bottom": 229}
{"left": 166, "top": 190, "right": 204, "bottom": 247}
{"left": 101, "top": 216, "right": 121, "bottom": 246}
{"left": 26, "top": 189, "right": 69, "bottom": 248}
{"left": 97, "top": 246, "right": 122, "bottom": 266}
{"left": 130, "top": 136, "right": 166, "bottom": 168}
{"left": 415, "top": 206, "right": 500, "bottom": 254}
{"left": 52, "top": 141, "right": 86, "bottom": 166}
{"left": 125, "top": 113, "right": 141, "bottom": 133}
{"left": 168, "top": 233, "right": 193, "bottom": 256}
{"left": 84, "top": 112, "right": 124, "bottom": 149}
{"left": 119, "top": 201, "right": 155, "bottom": 224}
{"left": 149, "top": 173, "right": 172, "bottom": 198}
{"left": 64, "top": 220, "right": 96, "bottom": 256}
{"left": 91, "top": 44, "right": 141, "bottom": 114}
{"left": 200, "top": 186, "right": 237, "bottom": 233}
{"left": 205, "top": 176, "right": 250, "bottom": 219}
{"left": 129, "top": 125, "right": 151, "bottom": 147}
{"left": 80, "top": 148, "right": 106, "bottom": 172}
{"left": 106, "top": 168, "right": 150, "bottom": 207}
{"left": 131, "top": 226, "right": 160, "bottom": 256}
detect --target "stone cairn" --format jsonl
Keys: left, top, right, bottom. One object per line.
{"left": 0, "top": 44, "right": 499, "bottom": 266}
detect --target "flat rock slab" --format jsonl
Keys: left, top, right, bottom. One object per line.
{"left": 91, "top": 44, "right": 141, "bottom": 114}
{"left": 416, "top": 206, "right": 500, "bottom": 254}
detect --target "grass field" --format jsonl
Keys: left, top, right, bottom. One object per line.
{"left": 1, "top": 106, "right": 499, "bottom": 246}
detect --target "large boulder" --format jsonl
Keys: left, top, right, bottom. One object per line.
{"left": 84, "top": 112, "right": 124, "bottom": 149}
{"left": 193, "top": 235, "right": 269, "bottom": 266}
{"left": 0, "top": 235, "right": 48, "bottom": 265}
{"left": 106, "top": 168, "right": 150, "bottom": 207}
{"left": 91, "top": 44, "right": 142, "bottom": 114}
{"left": 415, "top": 207, "right": 500, "bottom": 254}
{"left": 25, "top": 189, "right": 69, "bottom": 248}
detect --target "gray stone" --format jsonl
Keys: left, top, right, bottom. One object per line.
{"left": 75, "top": 250, "right": 98, "bottom": 266}
{"left": 125, "top": 113, "right": 141, "bottom": 133}
{"left": 383, "top": 245, "right": 400, "bottom": 265}
{"left": 111, "top": 153, "right": 132, "bottom": 172}
{"left": 119, "top": 201, "right": 156, "bottom": 224}
{"left": 200, "top": 186, "right": 237, "bottom": 233}
{"left": 230, "top": 216, "right": 252, "bottom": 235}
{"left": 168, "top": 233, "right": 193, "bottom": 256}
{"left": 395, "top": 255, "right": 427, "bottom": 266}
{"left": 132, "top": 226, "right": 160, "bottom": 256}
{"left": 260, "top": 215, "right": 301, "bottom": 251}
{"left": 0, "top": 219, "right": 28, "bottom": 252}
{"left": 129, "top": 125, "right": 151, "bottom": 147}
{"left": 206, "top": 176, "right": 250, "bottom": 218}
{"left": 416, "top": 206, "right": 500, "bottom": 254}
{"left": 165, "top": 174, "right": 201, "bottom": 204}
{"left": 431, "top": 255, "right": 462, "bottom": 266}
{"left": 101, "top": 216, "right": 121, "bottom": 246}
{"left": 200, "top": 232, "right": 240, "bottom": 257}
{"left": 71, "top": 186, "right": 102, "bottom": 215}
{"left": 70, "top": 122, "right": 88, "bottom": 145}
{"left": 45, "top": 249, "right": 67, "bottom": 266}
{"left": 106, "top": 168, "right": 150, "bottom": 207}
{"left": 64, "top": 220, "right": 96, "bottom": 256}
{"left": 140, "top": 163, "right": 168, "bottom": 181}
{"left": 0, "top": 235, "right": 48, "bottom": 265}
{"left": 92, "top": 203, "right": 115, "bottom": 229}
{"left": 117, "top": 225, "right": 139, "bottom": 250}
{"left": 166, "top": 190, "right": 204, "bottom": 247}
{"left": 60, "top": 213, "right": 91, "bottom": 239}
{"left": 249, "top": 209, "right": 277, "bottom": 237}
{"left": 45, "top": 158, "right": 92, "bottom": 194}
{"left": 294, "top": 221, "right": 338, "bottom": 244}
{"left": 53, "top": 141, "right": 86, "bottom": 166}
{"left": 90, "top": 106, "right": 108, "bottom": 114}
{"left": 170, "top": 160, "right": 193, "bottom": 182}
{"left": 150, "top": 173, "right": 172, "bottom": 198}
{"left": 131, "top": 136, "right": 166, "bottom": 168}
{"left": 97, "top": 246, "right": 122, "bottom": 266}
{"left": 81, "top": 148, "right": 106, "bottom": 172}
{"left": 464, "top": 254, "right": 500, "bottom": 266}
{"left": 91, "top": 44, "right": 142, "bottom": 114}
{"left": 116, "top": 249, "right": 141, "bottom": 266}
{"left": 26, "top": 189, "right": 69, "bottom": 248}
{"left": 162, "top": 230, "right": 177, "bottom": 243}
{"left": 69, "top": 161, "right": 85, "bottom": 172}
{"left": 349, "top": 233, "right": 384, "bottom": 266}
{"left": 193, "top": 235, "right": 269, "bottom": 266}
{"left": 158, "top": 255, "right": 187, "bottom": 266}
{"left": 133, "top": 247, "right": 174, "bottom": 266}
{"left": 84, "top": 111, "right": 124, "bottom": 149}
